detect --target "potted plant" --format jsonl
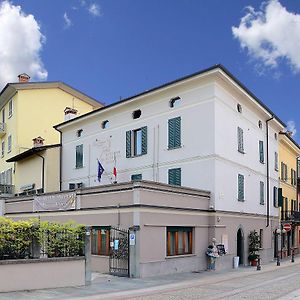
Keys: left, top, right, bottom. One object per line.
{"left": 248, "top": 230, "right": 260, "bottom": 266}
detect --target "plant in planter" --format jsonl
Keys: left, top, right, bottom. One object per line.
{"left": 248, "top": 230, "right": 260, "bottom": 266}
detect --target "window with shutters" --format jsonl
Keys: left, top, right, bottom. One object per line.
{"left": 7, "top": 135, "right": 11, "bottom": 153}
{"left": 260, "top": 181, "right": 265, "bottom": 205}
{"left": 91, "top": 227, "right": 110, "bottom": 256}
{"left": 131, "top": 174, "right": 142, "bottom": 181}
{"left": 281, "top": 162, "right": 288, "bottom": 181}
{"left": 1, "top": 140, "right": 4, "bottom": 157}
{"left": 291, "top": 169, "right": 296, "bottom": 185}
{"left": 237, "top": 127, "right": 244, "bottom": 153}
{"left": 237, "top": 174, "right": 244, "bottom": 201}
{"left": 168, "top": 117, "right": 181, "bottom": 149}
{"left": 259, "top": 141, "right": 264, "bottom": 163}
{"left": 126, "top": 127, "right": 147, "bottom": 158}
{"left": 168, "top": 168, "right": 181, "bottom": 186}
{"left": 166, "top": 227, "right": 193, "bottom": 256}
{"left": 273, "top": 186, "right": 278, "bottom": 207}
{"left": 8, "top": 99, "right": 13, "bottom": 118}
{"left": 75, "top": 144, "right": 83, "bottom": 168}
{"left": 1, "top": 108, "right": 4, "bottom": 124}
{"left": 274, "top": 152, "right": 278, "bottom": 171}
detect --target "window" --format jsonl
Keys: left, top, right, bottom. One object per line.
{"left": 102, "top": 120, "right": 109, "bottom": 129}
{"left": 131, "top": 174, "right": 142, "bottom": 181}
{"left": 91, "top": 227, "right": 110, "bottom": 256}
{"left": 132, "top": 109, "right": 141, "bottom": 119}
{"left": 1, "top": 140, "right": 4, "bottom": 157}
{"left": 291, "top": 169, "right": 297, "bottom": 185}
{"left": 259, "top": 229, "right": 263, "bottom": 248}
{"left": 75, "top": 144, "right": 83, "bottom": 168}
{"left": 258, "top": 120, "right": 262, "bottom": 129}
{"left": 273, "top": 186, "right": 278, "bottom": 207}
{"left": 69, "top": 183, "right": 76, "bottom": 190}
{"left": 76, "top": 129, "right": 83, "bottom": 137}
{"left": 1, "top": 108, "right": 4, "bottom": 124}
{"left": 166, "top": 227, "right": 192, "bottom": 256}
{"left": 237, "top": 103, "right": 242, "bottom": 113}
{"left": 126, "top": 127, "right": 147, "bottom": 158}
{"left": 170, "top": 97, "right": 181, "bottom": 108}
{"left": 274, "top": 132, "right": 278, "bottom": 140}
{"left": 281, "top": 162, "right": 288, "bottom": 181}
{"left": 259, "top": 141, "right": 264, "bottom": 163}
{"left": 7, "top": 135, "right": 11, "bottom": 153}
{"left": 8, "top": 100, "right": 12, "bottom": 118}
{"left": 260, "top": 181, "right": 265, "bottom": 205}
{"left": 274, "top": 152, "right": 278, "bottom": 171}
{"left": 237, "top": 174, "right": 244, "bottom": 201}
{"left": 168, "top": 117, "right": 181, "bottom": 149}
{"left": 168, "top": 168, "right": 181, "bottom": 186}
{"left": 237, "top": 127, "right": 244, "bottom": 153}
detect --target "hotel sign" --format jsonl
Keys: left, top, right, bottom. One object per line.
{"left": 33, "top": 192, "right": 77, "bottom": 212}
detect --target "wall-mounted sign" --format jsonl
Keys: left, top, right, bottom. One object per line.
{"left": 114, "top": 239, "right": 119, "bottom": 250}
{"left": 129, "top": 233, "right": 136, "bottom": 246}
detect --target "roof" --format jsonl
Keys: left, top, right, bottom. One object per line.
{"left": 279, "top": 132, "right": 300, "bottom": 151}
{"left": 54, "top": 64, "right": 286, "bottom": 130}
{"left": 6, "top": 144, "right": 61, "bottom": 162}
{"left": 0, "top": 81, "right": 103, "bottom": 109}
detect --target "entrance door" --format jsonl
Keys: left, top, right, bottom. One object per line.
{"left": 109, "top": 227, "right": 130, "bottom": 277}
{"left": 237, "top": 228, "right": 244, "bottom": 265}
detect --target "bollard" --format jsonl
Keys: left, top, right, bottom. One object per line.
{"left": 257, "top": 258, "right": 261, "bottom": 271}
{"left": 291, "top": 249, "right": 295, "bottom": 263}
{"left": 277, "top": 255, "right": 280, "bottom": 266}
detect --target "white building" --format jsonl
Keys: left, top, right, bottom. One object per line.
{"left": 55, "top": 65, "right": 285, "bottom": 266}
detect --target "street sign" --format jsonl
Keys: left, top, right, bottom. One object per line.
{"left": 283, "top": 223, "right": 292, "bottom": 232}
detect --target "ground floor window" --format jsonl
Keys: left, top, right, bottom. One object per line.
{"left": 166, "top": 227, "right": 193, "bottom": 256}
{"left": 91, "top": 227, "right": 110, "bottom": 256}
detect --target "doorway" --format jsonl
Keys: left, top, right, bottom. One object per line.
{"left": 237, "top": 228, "right": 244, "bottom": 265}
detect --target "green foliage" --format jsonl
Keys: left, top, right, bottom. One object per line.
{"left": 248, "top": 230, "right": 260, "bottom": 261}
{"left": 0, "top": 217, "right": 85, "bottom": 260}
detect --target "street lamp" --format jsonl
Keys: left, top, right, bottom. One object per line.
{"left": 275, "top": 228, "right": 286, "bottom": 266}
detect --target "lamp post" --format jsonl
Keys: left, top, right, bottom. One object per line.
{"left": 276, "top": 228, "right": 286, "bottom": 266}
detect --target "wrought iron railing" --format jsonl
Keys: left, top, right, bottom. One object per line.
{"left": 281, "top": 210, "right": 300, "bottom": 222}
{"left": 0, "top": 184, "right": 14, "bottom": 195}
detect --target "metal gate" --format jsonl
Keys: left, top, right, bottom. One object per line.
{"left": 109, "top": 227, "right": 130, "bottom": 277}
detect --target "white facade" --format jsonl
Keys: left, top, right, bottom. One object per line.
{"left": 57, "top": 66, "right": 284, "bottom": 216}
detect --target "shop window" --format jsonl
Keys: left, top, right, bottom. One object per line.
{"left": 166, "top": 227, "right": 193, "bottom": 256}
{"left": 91, "top": 227, "right": 110, "bottom": 256}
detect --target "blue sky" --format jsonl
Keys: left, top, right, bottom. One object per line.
{"left": 1, "top": 0, "right": 300, "bottom": 140}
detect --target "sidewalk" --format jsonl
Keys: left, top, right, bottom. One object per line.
{"left": 0, "top": 257, "right": 299, "bottom": 300}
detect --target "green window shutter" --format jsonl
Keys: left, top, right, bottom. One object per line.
{"left": 131, "top": 174, "right": 142, "bottom": 181}
{"left": 237, "top": 127, "right": 244, "bottom": 153}
{"left": 168, "top": 117, "right": 181, "bottom": 149}
{"left": 126, "top": 130, "right": 132, "bottom": 158}
{"left": 259, "top": 141, "right": 264, "bottom": 163}
{"left": 275, "top": 152, "right": 278, "bottom": 170}
{"left": 141, "top": 126, "right": 147, "bottom": 155}
{"left": 237, "top": 174, "right": 244, "bottom": 201}
{"left": 260, "top": 181, "right": 264, "bottom": 205}
{"left": 168, "top": 168, "right": 181, "bottom": 186}
{"left": 278, "top": 188, "right": 283, "bottom": 207}
{"left": 273, "top": 187, "right": 278, "bottom": 207}
{"left": 76, "top": 144, "right": 83, "bottom": 168}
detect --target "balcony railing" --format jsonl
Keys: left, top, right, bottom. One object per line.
{"left": 281, "top": 210, "right": 300, "bottom": 223}
{"left": 0, "top": 122, "right": 6, "bottom": 138}
{"left": 0, "top": 184, "right": 14, "bottom": 195}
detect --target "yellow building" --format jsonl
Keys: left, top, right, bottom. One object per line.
{"left": 0, "top": 74, "right": 102, "bottom": 195}
{"left": 278, "top": 132, "right": 300, "bottom": 257}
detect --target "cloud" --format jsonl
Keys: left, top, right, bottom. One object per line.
{"left": 88, "top": 3, "right": 101, "bottom": 17}
{"left": 0, "top": 1, "right": 47, "bottom": 88}
{"left": 287, "top": 120, "right": 297, "bottom": 137}
{"left": 63, "top": 12, "right": 72, "bottom": 28}
{"left": 232, "top": 0, "right": 300, "bottom": 73}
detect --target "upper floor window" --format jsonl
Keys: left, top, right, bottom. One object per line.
{"left": 168, "top": 117, "right": 181, "bottom": 149}
{"left": 237, "top": 174, "right": 245, "bottom": 201}
{"left": 102, "top": 120, "right": 109, "bottom": 129}
{"left": 273, "top": 186, "right": 278, "bottom": 208}
{"left": 75, "top": 144, "right": 83, "bottom": 168}
{"left": 170, "top": 97, "right": 181, "bottom": 108}
{"left": 7, "top": 135, "right": 11, "bottom": 153}
{"left": 274, "top": 152, "right": 278, "bottom": 171}
{"left": 168, "top": 168, "right": 181, "bottom": 186}
{"left": 274, "top": 132, "right": 278, "bottom": 140}
{"left": 291, "top": 169, "right": 297, "bottom": 185}
{"left": 237, "top": 103, "right": 242, "bottom": 113}
{"left": 281, "top": 162, "right": 288, "bottom": 181}
{"left": 8, "top": 100, "right": 13, "bottom": 118}
{"left": 132, "top": 109, "right": 141, "bottom": 119}
{"left": 260, "top": 181, "right": 265, "bottom": 205}
{"left": 76, "top": 129, "right": 83, "bottom": 138}
{"left": 259, "top": 141, "right": 264, "bottom": 163}
{"left": 258, "top": 120, "right": 262, "bottom": 129}
{"left": 131, "top": 174, "right": 142, "bottom": 181}
{"left": 1, "top": 108, "right": 4, "bottom": 124}
{"left": 237, "top": 127, "right": 244, "bottom": 153}
{"left": 126, "top": 126, "right": 147, "bottom": 158}
{"left": 1, "top": 140, "right": 4, "bottom": 157}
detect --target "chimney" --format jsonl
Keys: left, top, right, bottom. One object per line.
{"left": 17, "top": 73, "right": 30, "bottom": 83}
{"left": 33, "top": 136, "right": 44, "bottom": 148}
{"left": 286, "top": 131, "right": 293, "bottom": 137}
{"left": 64, "top": 107, "right": 78, "bottom": 121}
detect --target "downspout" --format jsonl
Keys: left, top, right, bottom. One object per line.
{"left": 34, "top": 153, "right": 45, "bottom": 193}
{"left": 266, "top": 116, "right": 274, "bottom": 227}
{"left": 55, "top": 128, "right": 63, "bottom": 191}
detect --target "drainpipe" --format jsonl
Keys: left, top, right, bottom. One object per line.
{"left": 55, "top": 128, "right": 63, "bottom": 191}
{"left": 34, "top": 153, "right": 45, "bottom": 193}
{"left": 266, "top": 116, "right": 274, "bottom": 227}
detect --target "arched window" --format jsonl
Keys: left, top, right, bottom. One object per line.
{"left": 102, "top": 120, "right": 109, "bottom": 129}
{"left": 132, "top": 109, "right": 142, "bottom": 119}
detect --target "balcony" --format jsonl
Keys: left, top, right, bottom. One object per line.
{"left": 0, "top": 122, "right": 6, "bottom": 137}
{"left": 281, "top": 210, "right": 300, "bottom": 224}
{"left": 0, "top": 184, "right": 14, "bottom": 196}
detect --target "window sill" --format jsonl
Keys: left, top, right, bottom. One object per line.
{"left": 237, "top": 199, "right": 245, "bottom": 202}
{"left": 128, "top": 154, "right": 146, "bottom": 158}
{"left": 238, "top": 150, "right": 245, "bottom": 154}
{"left": 259, "top": 161, "right": 265, "bottom": 164}
{"left": 75, "top": 166, "right": 84, "bottom": 169}
{"left": 166, "top": 253, "right": 195, "bottom": 259}
{"left": 260, "top": 203, "right": 265, "bottom": 206}
{"left": 168, "top": 145, "right": 182, "bottom": 151}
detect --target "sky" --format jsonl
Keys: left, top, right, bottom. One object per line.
{"left": 0, "top": 0, "right": 300, "bottom": 140}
